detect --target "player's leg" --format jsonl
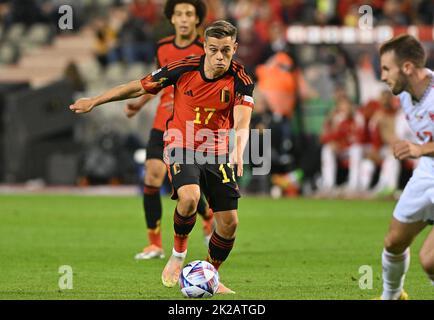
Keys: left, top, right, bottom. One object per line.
{"left": 378, "top": 168, "right": 432, "bottom": 299}
{"left": 162, "top": 184, "right": 201, "bottom": 287}
{"left": 207, "top": 209, "right": 238, "bottom": 294}
{"left": 161, "top": 160, "right": 202, "bottom": 287}
{"left": 381, "top": 218, "right": 427, "bottom": 299}
{"left": 348, "top": 144, "right": 363, "bottom": 191}
{"left": 204, "top": 163, "right": 240, "bottom": 294}
{"left": 374, "top": 147, "right": 400, "bottom": 196}
{"left": 135, "top": 128, "right": 167, "bottom": 260}
{"left": 196, "top": 193, "right": 215, "bottom": 245}
{"left": 207, "top": 210, "right": 238, "bottom": 269}
{"left": 135, "top": 159, "right": 167, "bottom": 259}
{"left": 419, "top": 224, "right": 434, "bottom": 285}
{"left": 320, "top": 143, "right": 337, "bottom": 192}
{"left": 359, "top": 158, "right": 375, "bottom": 191}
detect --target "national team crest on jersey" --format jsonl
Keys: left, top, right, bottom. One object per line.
{"left": 173, "top": 163, "right": 181, "bottom": 175}
{"left": 220, "top": 87, "right": 230, "bottom": 103}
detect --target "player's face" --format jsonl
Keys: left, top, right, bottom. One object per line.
{"left": 171, "top": 3, "right": 199, "bottom": 38}
{"left": 204, "top": 36, "right": 237, "bottom": 76}
{"left": 381, "top": 51, "right": 408, "bottom": 95}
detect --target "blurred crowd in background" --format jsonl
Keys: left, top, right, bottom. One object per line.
{"left": 0, "top": 0, "right": 433, "bottom": 198}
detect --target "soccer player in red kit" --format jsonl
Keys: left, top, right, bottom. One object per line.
{"left": 70, "top": 20, "right": 254, "bottom": 294}
{"left": 124, "top": 0, "right": 215, "bottom": 261}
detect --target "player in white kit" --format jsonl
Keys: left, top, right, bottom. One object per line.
{"left": 377, "top": 34, "right": 434, "bottom": 300}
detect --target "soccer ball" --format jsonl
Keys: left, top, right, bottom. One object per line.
{"left": 179, "top": 260, "right": 219, "bottom": 298}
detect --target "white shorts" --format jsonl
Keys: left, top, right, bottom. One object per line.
{"left": 393, "top": 168, "right": 434, "bottom": 224}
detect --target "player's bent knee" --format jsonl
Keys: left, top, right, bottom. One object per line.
{"left": 144, "top": 172, "right": 164, "bottom": 186}
{"left": 144, "top": 161, "right": 166, "bottom": 186}
{"left": 145, "top": 176, "right": 164, "bottom": 188}
{"left": 217, "top": 216, "right": 238, "bottom": 238}
{"left": 177, "top": 188, "right": 201, "bottom": 216}
{"left": 178, "top": 198, "right": 198, "bottom": 215}
{"left": 384, "top": 235, "right": 409, "bottom": 254}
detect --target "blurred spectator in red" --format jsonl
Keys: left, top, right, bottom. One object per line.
{"left": 346, "top": 90, "right": 413, "bottom": 197}
{"left": 318, "top": 96, "right": 361, "bottom": 193}
{"left": 346, "top": 99, "right": 381, "bottom": 193}
{"left": 228, "top": 0, "right": 255, "bottom": 22}
{"left": 129, "top": 0, "right": 159, "bottom": 25}
{"left": 235, "top": 18, "right": 268, "bottom": 78}
{"left": 377, "top": 0, "right": 410, "bottom": 26}
{"left": 366, "top": 91, "right": 402, "bottom": 195}
{"left": 280, "top": 0, "right": 316, "bottom": 24}
{"left": 203, "top": 0, "right": 226, "bottom": 25}
{"left": 252, "top": 0, "right": 283, "bottom": 43}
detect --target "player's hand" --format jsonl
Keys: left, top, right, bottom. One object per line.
{"left": 69, "top": 98, "right": 96, "bottom": 114}
{"left": 229, "top": 150, "right": 243, "bottom": 177}
{"left": 124, "top": 102, "right": 143, "bottom": 118}
{"left": 393, "top": 140, "right": 422, "bottom": 160}
{"left": 236, "top": 156, "right": 243, "bottom": 177}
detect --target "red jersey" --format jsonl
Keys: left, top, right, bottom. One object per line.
{"left": 320, "top": 114, "right": 361, "bottom": 150}
{"left": 152, "top": 35, "right": 204, "bottom": 131}
{"left": 141, "top": 55, "right": 255, "bottom": 155}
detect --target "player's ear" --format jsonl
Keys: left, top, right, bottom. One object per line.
{"left": 233, "top": 42, "right": 238, "bottom": 54}
{"left": 402, "top": 61, "right": 412, "bottom": 75}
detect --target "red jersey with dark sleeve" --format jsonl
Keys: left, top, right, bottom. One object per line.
{"left": 140, "top": 55, "right": 255, "bottom": 155}
{"left": 152, "top": 35, "right": 204, "bottom": 132}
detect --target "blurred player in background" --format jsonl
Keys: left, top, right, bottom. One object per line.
{"left": 318, "top": 96, "right": 363, "bottom": 195}
{"left": 124, "top": 0, "right": 215, "bottom": 260}
{"left": 366, "top": 90, "right": 402, "bottom": 196}
{"left": 69, "top": 20, "right": 254, "bottom": 295}
{"left": 377, "top": 34, "right": 434, "bottom": 300}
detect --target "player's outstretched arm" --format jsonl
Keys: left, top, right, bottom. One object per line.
{"left": 232, "top": 105, "right": 253, "bottom": 177}
{"left": 70, "top": 80, "right": 148, "bottom": 114}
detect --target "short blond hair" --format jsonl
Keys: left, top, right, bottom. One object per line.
{"left": 204, "top": 20, "right": 237, "bottom": 40}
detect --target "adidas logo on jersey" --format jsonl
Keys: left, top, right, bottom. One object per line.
{"left": 184, "top": 90, "right": 194, "bottom": 97}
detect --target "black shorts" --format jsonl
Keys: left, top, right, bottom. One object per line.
{"left": 167, "top": 150, "right": 240, "bottom": 212}
{"left": 146, "top": 128, "right": 164, "bottom": 161}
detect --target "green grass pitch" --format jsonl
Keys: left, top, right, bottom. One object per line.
{"left": 0, "top": 195, "right": 432, "bottom": 300}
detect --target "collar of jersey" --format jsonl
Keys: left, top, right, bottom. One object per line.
{"left": 172, "top": 35, "right": 201, "bottom": 50}
{"left": 412, "top": 69, "right": 434, "bottom": 107}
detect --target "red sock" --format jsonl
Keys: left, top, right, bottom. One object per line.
{"left": 173, "top": 208, "right": 196, "bottom": 253}
{"left": 147, "top": 227, "right": 162, "bottom": 248}
{"left": 174, "top": 234, "right": 188, "bottom": 253}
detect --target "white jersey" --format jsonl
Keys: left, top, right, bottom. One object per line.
{"left": 399, "top": 69, "right": 434, "bottom": 175}
{"left": 393, "top": 69, "right": 434, "bottom": 223}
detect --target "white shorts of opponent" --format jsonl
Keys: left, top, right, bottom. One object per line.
{"left": 393, "top": 167, "right": 434, "bottom": 224}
